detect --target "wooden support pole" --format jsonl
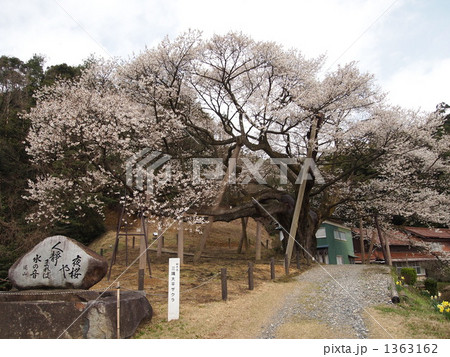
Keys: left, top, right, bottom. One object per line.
{"left": 359, "top": 217, "right": 366, "bottom": 264}
{"left": 116, "top": 282, "right": 120, "bottom": 339}
{"left": 374, "top": 214, "right": 392, "bottom": 266}
{"left": 237, "top": 217, "right": 249, "bottom": 253}
{"left": 138, "top": 235, "right": 146, "bottom": 291}
{"left": 284, "top": 254, "right": 290, "bottom": 275}
{"left": 365, "top": 230, "right": 375, "bottom": 264}
{"left": 141, "top": 215, "right": 152, "bottom": 276}
{"left": 194, "top": 144, "right": 242, "bottom": 263}
{"left": 157, "top": 237, "right": 163, "bottom": 258}
{"left": 125, "top": 234, "right": 128, "bottom": 266}
{"left": 255, "top": 221, "right": 262, "bottom": 261}
{"left": 285, "top": 115, "right": 320, "bottom": 267}
{"left": 132, "top": 236, "right": 135, "bottom": 248}
{"left": 248, "top": 262, "right": 254, "bottom": 290}
{"left": 270, "top": 258, "right": 275, "bottom": 280}
{"left": 157, "top": 225, "right": 163, "bottom": 258}
{"left": 110, "top": 229, "right": 119, "bottom": 266}
{"left": 195, "top": 218, "right": 212, "bottom": 262}
{"left": 178, "top": 219, "right": 184, "bottom": 265}
{"left": 384, "top": 232, "right": 392, "bottom": 266}
{"left": 221, "top": 268, "right": 228, "bottom": 301}
{"left": 108, "top": 206, "right": 125, "bottom": 280}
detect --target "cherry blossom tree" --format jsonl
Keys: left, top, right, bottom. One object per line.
{"left": 25, "top": 58, "right": 217, "bottom": 226}
{"left": 25, "top": 31, "right": 450, "bottom": 259}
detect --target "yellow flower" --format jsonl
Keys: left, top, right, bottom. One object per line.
{"left": 442, "top": 301, "right": 449, "bottom": 307}
{"left": 401, "top": 276, "right": 405, "bottom": 280}
{"left": 446, "top": 308, "right": 450, "bottom": 313}
{"left": 438, "top": 306, "right": 444, "bottom": 313}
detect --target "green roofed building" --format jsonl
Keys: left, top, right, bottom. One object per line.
{"left": 315, "top": 220, "right": 356, "bottom": 264}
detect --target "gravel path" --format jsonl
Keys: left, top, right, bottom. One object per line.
{"left": 260, "top": 264, "right": 394, "bottom": 339}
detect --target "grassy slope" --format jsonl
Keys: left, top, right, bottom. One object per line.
{"left": 365, "top": 283, "right": 450, "bottom": 339}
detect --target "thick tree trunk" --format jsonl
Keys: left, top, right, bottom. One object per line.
{"left": 193, "top": 189, "right": 319, "bottom": 261}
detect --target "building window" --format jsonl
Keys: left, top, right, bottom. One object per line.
{"left": 334, "top": 229, "right": 347, "bottom": 241}
{"left": 394, "top": 262, "right": 426, "bottom": 276}
{"left": 316, "top": 227, "right": 326, "bottom": 239}
{"left": 336, "top": 255, "right": 343, "bottom": 265}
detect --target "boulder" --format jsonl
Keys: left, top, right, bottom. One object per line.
{"left": 0, "top": 290, "right": 152, "bottom": 338}
{"left": 8, "top": 235, "right": 107, "bottom": 290}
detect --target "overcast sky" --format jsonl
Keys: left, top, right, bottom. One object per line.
{"left": 1, "top": 0, "right": 449, "bottom": 112}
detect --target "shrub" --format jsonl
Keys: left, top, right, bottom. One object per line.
{"left": 401, "top": 267, "right": 417, "bottom": 286}
{"left": 424, "top": 278, "right": 438, "bottom": 297}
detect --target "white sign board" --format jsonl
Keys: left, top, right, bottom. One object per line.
{"left": 168, "top": 258, "right": 180, "bottom": 321}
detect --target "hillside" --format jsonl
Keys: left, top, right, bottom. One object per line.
{"left": 89, "top": 216, "right": 297, "bottom": 331}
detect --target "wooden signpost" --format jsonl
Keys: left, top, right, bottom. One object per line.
{"left": 168, "top": 258, "right": 180, "bottom": 321}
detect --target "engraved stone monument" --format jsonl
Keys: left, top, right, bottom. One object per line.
{"left": 8, "top": 235, "right": 108, "bottom": 290}
{"left": 1, "top": 235, "right": 152, "bottom": 338}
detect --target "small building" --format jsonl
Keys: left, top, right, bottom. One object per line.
{"left": 315, "top": 220, "right": 356, "bottom": 264}
{"left": 403, "top": 227, "right": 450, "bottom": 259}
{"left": 351, "top": 227, "right": 448, "bottom": 277}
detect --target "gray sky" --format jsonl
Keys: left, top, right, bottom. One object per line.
{"left": 1, "top": 0, "right": 449, "bottom": 111}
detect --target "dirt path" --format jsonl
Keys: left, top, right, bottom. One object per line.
{"left": 259, "top": 264, "right": 394, "bottom": 339}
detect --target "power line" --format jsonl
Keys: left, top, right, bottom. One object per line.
{"left": 327, "top": 0, "right": 401, "bottom": 70}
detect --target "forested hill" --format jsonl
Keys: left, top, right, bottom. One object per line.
{"left": 0, "top": 55, "right": 104, "bottom": 290}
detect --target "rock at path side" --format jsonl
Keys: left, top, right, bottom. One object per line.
{"left": 0, "top": 290, "right": 152, "bottom": 338}
{"left": 8, "top": 235, "right": 107, "bottom": 290}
